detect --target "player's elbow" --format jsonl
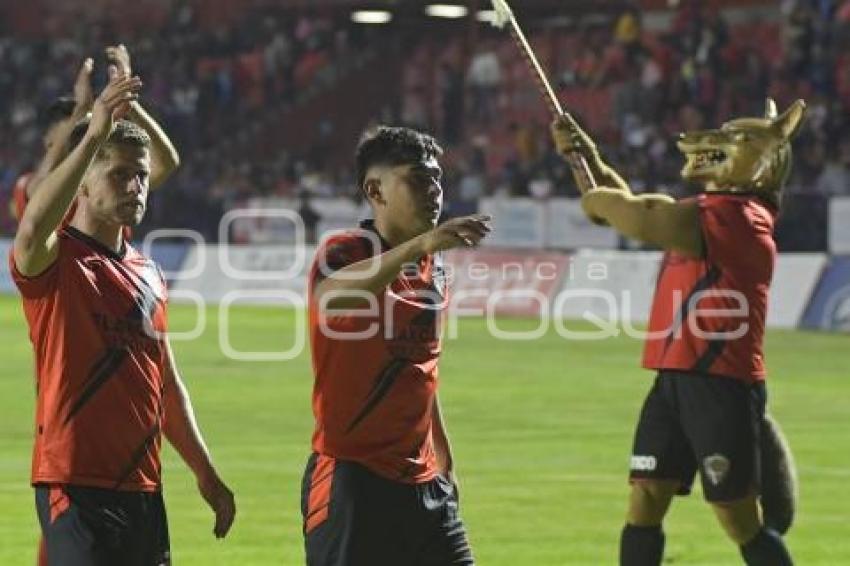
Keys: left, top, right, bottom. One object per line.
{"left": 151, "top": 150, "right": 181, "bottom": 190}
{"left": 14, "top": 219, "right": 39, "bottom": 256}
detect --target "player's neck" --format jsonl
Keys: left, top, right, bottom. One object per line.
{"left": 373, "top": 216, "right": 411, "bottom": 248}
{"left": 69, "top": 213, "right": 124, "bottom": 254}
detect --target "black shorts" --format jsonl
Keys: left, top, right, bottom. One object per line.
{"left": 301, "top": 453, "right": 474, "bottom": 566}
{"left": 35, "top": 484, "right": 170, "bottom": 566}
{"left": 628, "top": 370, "right": 766, "bottom": 502}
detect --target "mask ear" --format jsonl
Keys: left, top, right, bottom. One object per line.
{"left": 773, "top": 99, "right": 807, "bottom": 141}
{"left": 764, "top": 98, "right": 778, "bottom": 120}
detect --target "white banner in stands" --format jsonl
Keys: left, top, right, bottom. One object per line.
{"left": 0, "top": 239, "right": 13, "bottom": 294}
{"left": 829, "top": 197, "right": 850, "bottom": 254}
{"left": 229, "top": 198, "right": 364, "bottom": 244}
{"left": 478, "top": 198, "right": 546, "bottom": 248}
{"left": 557, "top": 250, "right": 663, "bottom": 323}
{"left": 546, "top": 198, "right": 620, "bottom": 249}
{"left": 170, "top": 245, "right": 315, "bottom": 303}
{"left": 767, "top": 253, "right": 828, "bottom": 328}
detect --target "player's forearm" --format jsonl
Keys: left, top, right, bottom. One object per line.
{"left": 27, "top": 97, "right": 91, "bottom": 200}
{"left": 127, "top": 101, "right": 180, "bottom": 189}
{"left": 163, "top": 372, "right": 217, "bottom": 481}
{"left": 583, "top": 189, "right": 702, "bottom": 256}
{"left": 588, "top": 157, "right": 631, "bottom": 194}
{"left": 583, "top": 189, "right": 672, "bottom": 242}
{"left": 569, "top": 151, "right": 631, "bottom": 195}
{"left": 16, "top": 132, "right": 103, "bottom": 251}
{"left": 314, "top": 236, "right": 428, "bottom": 310}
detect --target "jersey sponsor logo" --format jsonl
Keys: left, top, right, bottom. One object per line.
{"left": 630, "top": 455, "right": 657, "bottom": 471}
{"left": 703, "top": 453, "right": 731, "bottom": 486}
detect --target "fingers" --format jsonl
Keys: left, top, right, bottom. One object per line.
{"left": 76, "top": 57, "right": 94, "bottom": 82}
{"left": 74, "top": 58, "right": 95, "bottom": 111}
{"left": 456, "top": 219, "right": 491, "bottom": 240}
{"left": 106, "top": 44, "right": 131, "bottom": 78}
{"left": 102, "top": 85, "right": 140, "bottom": 106}
{"left": 451, "top": 214, "right": 492, "bottom": 246}
{"left": 97, "top": 75, "right": 141, "bottom": 120}
{"left": 100, "top": 75, "right": 142, "bottom": 102}
{"left": 213, "top": 490, "right": 236, "bottom": 539}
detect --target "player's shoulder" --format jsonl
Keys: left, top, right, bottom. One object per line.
{"left": 316, "top": 228, "right": 379, "bottom": 257}
{"left": 698, "top": 193, "right": 775, "bottom": 232}
{"left": 320, "top": 227, "right": 373, "bottom": 245}
{"left": 124, "top": 241, "right": 164, "bottom": 270}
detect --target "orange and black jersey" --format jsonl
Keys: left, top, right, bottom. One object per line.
{"left": 643, "top": 193, "right": 777, "bottom": 382}
{"left": 10, "top": 227, "right": 168, "bottom": 491}
{"left": 308, "top": 220, "right": 448, "bottom": 484}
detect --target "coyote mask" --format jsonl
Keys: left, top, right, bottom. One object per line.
{"left": 677, "top": 99, "right": 807, "bottom": 207}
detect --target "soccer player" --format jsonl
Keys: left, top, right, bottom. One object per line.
{"left": 302, "top": 126, "right": 491, "bottom": 565}
{"left": 552, "top": 99, "right": 805, "bottom": 566}
{"left": 12, "top": 45, "right": 179, "bottom": 225}
{"left": 11, "top": 69, "right": 235, "bottom": 565}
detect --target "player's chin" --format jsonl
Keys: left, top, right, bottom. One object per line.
{"left": 119, "top": 209, "right": 145, "bottom": 226}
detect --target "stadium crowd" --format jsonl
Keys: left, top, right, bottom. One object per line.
{"left": 0, "top": 0, "right": 372, "bottom": 237}
{"left": 2, "top": 0, "right": 849, "bottom": 248}
{"left": 404, "top": 0, "right": 850, "bottom": 202}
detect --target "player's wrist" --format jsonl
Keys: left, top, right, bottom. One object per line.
{"left": 195, "top": 462, "right": 219, "bottom": 486}
{"left": 81, "top": 128, "right": 109, "bottom": 149}
{"left": 409, "top": 232, "right": 432, "bottom": 257}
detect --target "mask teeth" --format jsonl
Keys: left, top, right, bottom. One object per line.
{"left": 692, "top": 150, "right": 727, "bottom": 168}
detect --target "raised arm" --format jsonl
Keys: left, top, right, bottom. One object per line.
{"left": 13, "top": 74, "right": 142, "bottom": 276}
{"left": 161, "top": 338, "right": 235, "bottom": 539}
{"left": 581, "top": 188, "right": 703, "bottom": 258}
{"left": 314, "top": 215, "right": 491, "bottom": 310}
{"left": 107, "top": 44, "right": 180, "bottom": 189}
{"left": 551, "top": 114, "right": 631, "bottom": 195}
{"left": 25, "top": 58, "right": 95, "bottom": 200}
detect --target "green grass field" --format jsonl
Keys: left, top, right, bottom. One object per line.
{"left": 1, "top": 294, "right": 848, "bottom": 565}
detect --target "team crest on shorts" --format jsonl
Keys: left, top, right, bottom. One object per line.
{"left": 703, "top": 454, "right": 731, "bottom": 485}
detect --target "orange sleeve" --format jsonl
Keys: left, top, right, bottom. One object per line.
{"left": 309, "top": 233, "right": 372, "bottom": 291}
{"left": 8, "top": 247, "right": 59, "bottom": 299}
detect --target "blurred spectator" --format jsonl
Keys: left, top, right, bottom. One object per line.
{"left": 439, "top": 62, "right": 465, "bottom": 146}
{"left": 815, "top": 135, "right": 850, "bottom": 195}
{"left": 298, "top": 191, "right": 322, "bottom": 244}
{"left": 467, "top": 41, "right": 502, "bottom": 126}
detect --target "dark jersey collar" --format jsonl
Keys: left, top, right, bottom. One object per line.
{"left": 359, "top": 219, "right": 393, "bottom": 251}
{"left": 64, "top": 226, "right": 127, "bottom": 260}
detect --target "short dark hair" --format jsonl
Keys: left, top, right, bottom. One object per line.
{"left": 66, "top": 118, "right": 152, "bottom": 160}
{"left": 355, "top": 126, "right": 443, "bottom": 189}
{"left": 39, "top": 96, "right": 77, "bottom": 130}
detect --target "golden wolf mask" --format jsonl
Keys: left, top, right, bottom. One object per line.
{"left": 677, "top": 99, "right": 807, "bottom": 207}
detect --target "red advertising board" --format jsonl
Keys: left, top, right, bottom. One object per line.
{"left": 444, "top": 249, "right": 571, "bottom": 317}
